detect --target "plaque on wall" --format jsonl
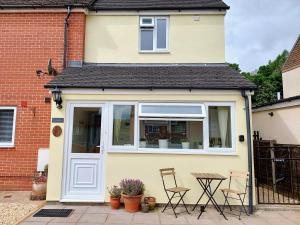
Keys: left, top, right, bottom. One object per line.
{"left": 52, "top": 126, "right": 62, "bottom": 137}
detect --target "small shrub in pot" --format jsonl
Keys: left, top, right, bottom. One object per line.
{"left": 120, "top": 179, "right": 144, "bottom": 212}
{"left": 108, "top": 186, "right": 122, "bottom": 209}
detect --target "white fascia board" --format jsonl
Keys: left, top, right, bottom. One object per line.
{"left": 61, "top": 89, "right": 241, "bottom": 95}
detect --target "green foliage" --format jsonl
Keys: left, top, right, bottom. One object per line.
{"left": 228, "top": 50, "right": 289, "bottom": 107}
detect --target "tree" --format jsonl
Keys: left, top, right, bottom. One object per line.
{"left": 228, "top": 50, "right": 289, "bottom": 107}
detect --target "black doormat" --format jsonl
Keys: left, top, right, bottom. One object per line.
{"left": 33, "top": 209, "right": 73, "bottom": 217}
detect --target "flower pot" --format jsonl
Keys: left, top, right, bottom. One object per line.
{"left": 140, "top": 141, "right": 146, "bottom": 148}
{"left": 144, "top": 196, "right": 156, "bottom": 210}
{"left": 110, "top": 197, "right": 121, "bottom": 209}
{"left": 122, "top": 194, "right": 143, "bottom": 212}
{"left": 158, "top": 139, "right": 168, "bottom": 148}
{"left": 182, "top": 142, "right": 190, "bottom": 149}
{"left": 32, "top": 182, "right": 47, "bottom": 196}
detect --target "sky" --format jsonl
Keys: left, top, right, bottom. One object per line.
{"left": 223, "top": 0, "right": 300, "bottom": 72}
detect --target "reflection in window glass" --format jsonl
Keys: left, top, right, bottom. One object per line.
{"left": 113, "top": 105, "right": 135, "bottom": 146}
{"left": 139, "top": 120, "right": 203, "bottom": 149}
{"left": 72, "top": 107, "right": 101, "bottom": 153}
{"left": 209, "top": 106, "right": 232, "bottom": 148}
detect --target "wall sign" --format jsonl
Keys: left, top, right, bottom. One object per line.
{"left": 52, "top": 118, "right": 64, "bottom": 123}
{"left": 52, "top": 126, "right": 62, "bottom": 137}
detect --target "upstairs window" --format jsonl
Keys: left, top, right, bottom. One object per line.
{"left": 139, "top": 17, "right": 169, "bottom": 52}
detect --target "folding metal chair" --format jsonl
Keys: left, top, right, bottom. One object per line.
{"left": 159, "top": 168, "right": 190, "bottom": 218}
{"left": 220, "top": 170, "right": 250, "bottom": 220}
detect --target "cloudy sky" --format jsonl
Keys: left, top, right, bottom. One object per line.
{"left": 223, "top": 0, "right": 300, "bottom": 72}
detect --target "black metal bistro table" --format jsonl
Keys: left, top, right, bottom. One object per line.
{"left": 191, "top": 172, "right": 227, "bottom": 220}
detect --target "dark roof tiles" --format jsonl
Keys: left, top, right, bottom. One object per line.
{"left": 45, "top": 64, "right": 256, "bottom": 90}
{"left": 91, "top": 0, "right": 229, "bottom": 10}
{"left": 0, "top": 0, "right": 229, "bottom": 10}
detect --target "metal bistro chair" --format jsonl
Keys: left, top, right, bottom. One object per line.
{"left": 220, "top": 170, "right": 250, "bottom": 220}
{"left": 159, "top": 168, "right": 190, "bottom": 218}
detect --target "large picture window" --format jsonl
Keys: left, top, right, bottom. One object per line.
{"left": 0, "top": 107, "right": 16, "bottom": 147}
{"left": 139, "top": 119, "right": 203, "bottom": 150}
{"left": 109, "top": 102, "right": 235, "bottom": 154}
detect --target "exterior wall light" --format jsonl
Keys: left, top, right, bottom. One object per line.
{"left": 51, "top": 87, "right": 62, "bottom": 109}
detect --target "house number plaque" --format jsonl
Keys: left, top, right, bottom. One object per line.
{"left": 52, "top": 125, "right": 62, "bottom": 137}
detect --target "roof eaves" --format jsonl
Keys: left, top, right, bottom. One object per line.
{"left": 282, "top": 34, "right": 300, "bottom": 73}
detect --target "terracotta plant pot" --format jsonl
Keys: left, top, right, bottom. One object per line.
{"left": 144, "top": 196, "right": 156, "bottom": 210}
{"left": 122, "top": 194, "right": 143, "bottom": 212}
{"left": 110, "top": 197, "right": 121, "bottom": 209}
{"left": 32, "top": 182, "right": 47, "bottom": 196}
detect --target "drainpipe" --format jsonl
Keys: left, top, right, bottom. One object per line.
{"left": 63, "top": 6, "right": 72, "bottom": 69}
{"left": 241, "top": 90, "right": 254, "bottom": 214}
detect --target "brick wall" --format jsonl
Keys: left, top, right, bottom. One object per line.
{"left": 0, "top": 12, "right": 85, "bottom": 190}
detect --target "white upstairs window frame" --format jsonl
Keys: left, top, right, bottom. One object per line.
{"left": 0, "top": 106, "right": 17, "bottom": 148}
{"left": 139, "top": 16, "right": 169, "bottom": 53}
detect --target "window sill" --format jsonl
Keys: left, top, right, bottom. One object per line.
{"left": 139, "top": 50, "right": 170, "bottom": 54}
{"left": 106, "top": 148, "right": 237, "bottom": 156}
{"left": 0, "top": 144, "right": 15, "bottom": 149}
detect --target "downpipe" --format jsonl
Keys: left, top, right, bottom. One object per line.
{"left": 241, "top": 90, "right": 254, "bottom": 214}
{"left": 63, "top": 6, "right": 72, "bottom": 69}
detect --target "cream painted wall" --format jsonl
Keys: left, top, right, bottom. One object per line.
{"left": 46, "top": 92, "right": 255, "bottom": 205}
{"left": 283, "top": 67, "right": 300, "bottom": 98}
{"left": 84, "top": 14, "right": 225, "bottom": 63}
{"left": 253, "top": 105, "right": 300, "bottom": 144}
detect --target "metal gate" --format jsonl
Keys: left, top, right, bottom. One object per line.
{"left": 254, "top": 136, "right": 300, "bottom": 204}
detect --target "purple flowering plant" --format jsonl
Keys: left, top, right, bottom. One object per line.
{"left": 120, "top": 179, "right": 145, "bottom": 196}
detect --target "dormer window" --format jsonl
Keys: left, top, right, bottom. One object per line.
{"left": 139, "top": 16, "right": 169, "bottom": 52}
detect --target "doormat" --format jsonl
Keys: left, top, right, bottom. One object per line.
{"left": 33, "top": 209, "right": 73, "bottom": 217}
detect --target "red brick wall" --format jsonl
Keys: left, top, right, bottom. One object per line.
{"left": 0, "top": 12, "right": 85, "bottom": 190}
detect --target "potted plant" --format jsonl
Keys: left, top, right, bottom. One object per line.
{"left": 108, "top": 185, "right": 122, "bottom": 209}
{"left": 32, "top": 173, "right": 47, "bottom": 199}
{"left": 158, "top": 126, "right": 168, "bottom": 148}
{"left": 140, "top": 138, "right": 146, "bottom": 148}
{"left": 197, "top": 141, "right": 203, "bottom": 149}
{"left": 120, "top": 179, "right": 144, "bottom": 212}
{"left": 144, "top": 196, "right": 156, "bottom": 210}
{"left": 181, "top": 138, "right": 190, "bottom": 149}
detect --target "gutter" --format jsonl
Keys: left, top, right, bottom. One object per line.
{"left": 241, "top": 90, "right": 254, "bottom": 214}
{"left": 63, "top": 6, "right": 72, "bottom": 69}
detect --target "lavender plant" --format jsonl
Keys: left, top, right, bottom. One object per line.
{"left": 120, "top": 179, "right": 145, "bottom": 196}
{"left": 108, "top": 185, "right": 122, "bottom": 198}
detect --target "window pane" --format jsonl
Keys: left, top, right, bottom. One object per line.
{"left": 209, "top": 106, "right": 232, "bottom": 148}
{"left": 140, "top": 30, "right": 153, "bottom": 51}
{"left": 141, "top": 104, "right": 203, "bottom": 116}
{"left": 113, "top": 105, "right": 135, "bottom": 146}
{"left": 139, "top": 120, "right": 203, "bottom": 149}
{"left": 141, "top": 18, "right": 153, "bottom": 25}
{"left": 157, "top": 19, "right": 167, "bottom": 49}
{"left": 0, "top": 109, "right": 14, "bottom": 143}
{"left": 72, "top": 107, "right": 101, "bottom": 153}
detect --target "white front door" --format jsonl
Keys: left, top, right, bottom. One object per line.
{"left": 62, "top": 103, "right": 105, "bottom": 201}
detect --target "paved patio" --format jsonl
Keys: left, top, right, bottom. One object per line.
{"left": 20, "top": 204, "right": 300, "bottom": 225}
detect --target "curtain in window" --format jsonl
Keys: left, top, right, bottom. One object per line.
{"left": 217, "top": 107, "right": 229, "bottom": 147}
{"left": 0, "top": 110, "right": 14, "bottom": 143}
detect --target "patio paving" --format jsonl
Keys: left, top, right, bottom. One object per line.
{"left": 20, "top": 204, "right": 300, "bottom": 225}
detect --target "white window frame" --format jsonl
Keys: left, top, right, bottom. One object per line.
{"left": 106, "top": 102, "right": 236, "bottom": 155}
{"left": 0, "top": 106, "right": 17, "bottom": 148}
{"left": 108, "top": 102, "right": 138, "bottom": 151}
{"left": 204, "top": 102, "right": 236, "bottom": 154}
{"left": 139, "top": 16, "right": 169, "bottom": 53}
{"left": 139, "top": 103, "right": 206, "bottom": 118}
